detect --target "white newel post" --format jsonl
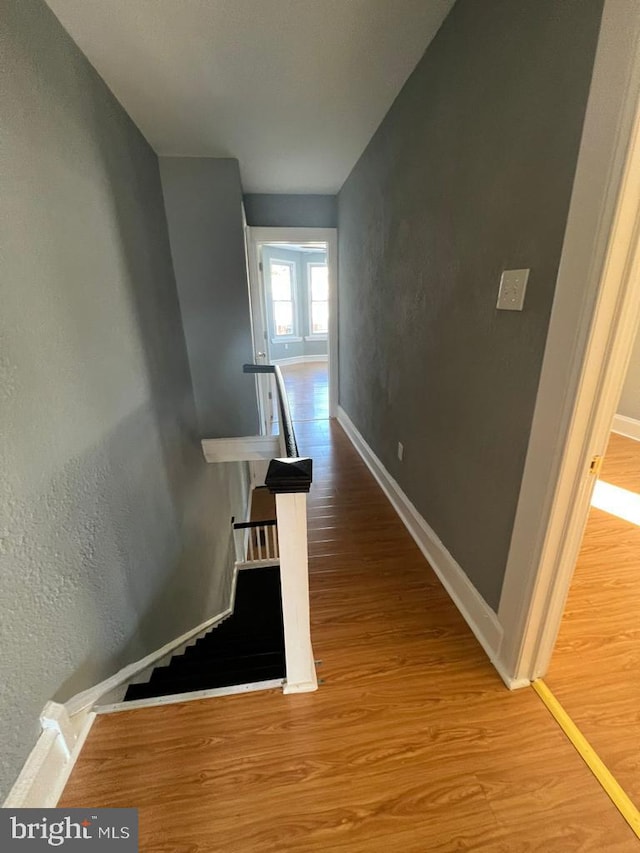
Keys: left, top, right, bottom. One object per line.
{"left": 266, "top": 453, "right": 317, "bottom": 694}
{"left": 276, "top": 490, "right": 318, "bottom": 693}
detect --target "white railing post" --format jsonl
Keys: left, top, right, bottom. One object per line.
{"left": 267, "top": 457, "right": 317, "bottom": 694}
{"left": 275, "top": 491, "right": 317, "bottom": 693}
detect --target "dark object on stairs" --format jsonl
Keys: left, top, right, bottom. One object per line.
{"left": 124, "top": 566, "right": 285, "bottom": 702}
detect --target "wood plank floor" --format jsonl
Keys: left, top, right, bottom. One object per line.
{"left": 281, "top": 361, "right": 328, "bottom": 422}
{"left": 60, "top": 378, "right": 638, "bottom": 850}
{"left": 546, "top": 431, "right": 640, "bottom": 810}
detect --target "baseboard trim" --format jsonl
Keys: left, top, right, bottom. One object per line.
{"left": 3, "top": 706, "right": 95, "bottom": 808}
{"left": 611, "top": 413, "right": 640, "bottom": 441}
{"left": 492, "top": 663, "right": 531, "bottom": 691}
{"left": 272, "top": 355, "right": 328, "bottom": 366}
{"left": 336, "top": 406, "right": 507, "bottom": 678}
{"left": 283, "top": 680, "right": 319, "bottom": 694}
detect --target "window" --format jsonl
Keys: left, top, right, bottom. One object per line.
{"left": 270, "top": 260, "right": 297, "bottom": 337}
{"left": 308, "top": 263, "right": 329, "bottom": 337}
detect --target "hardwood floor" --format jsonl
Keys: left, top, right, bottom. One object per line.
{"left": 280, "top": 361, "right": 328, "bottom": 422}
{"left": 59, "top": 420, "right": 638, "bottom": 850}
{"left": 546, "top": 431, "right": 640, "bottom": 810}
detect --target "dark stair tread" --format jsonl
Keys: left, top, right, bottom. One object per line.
{"left": 181, "top": 631, "right": 283, "bottom": 660}
{"left": 124, "top": 662, "right": 285, "bottom": 701}
{"left": 123, "top": 565, "right": 286, "bottom": 703}
{"left": 190, "top": 622, "right": 283, "bottom": 640}
{"left": 152, "top": 651, "right": 285, "bottom": 683}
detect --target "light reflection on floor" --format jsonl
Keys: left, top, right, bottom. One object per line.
{"left": 591, "top": 479, "right": 640, "bottom": 527}
{"left": 279, "top": 361, "right": 329, "bottom": 423}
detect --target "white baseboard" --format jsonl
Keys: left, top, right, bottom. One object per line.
{"left": 336, "top": 406, "right": 509, "bottom": 682}
{"left": 611, "top": 413, "right": 640, "bottom": 441}
{"left": 272, "top": 355, "right": 328, "bottom": 366}
{"left": 3, "top": 705, "right": 95, "bottom": 808}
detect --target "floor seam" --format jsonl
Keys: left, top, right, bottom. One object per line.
{"left": 531, "top": 679, "right": 640, "bottom": 840}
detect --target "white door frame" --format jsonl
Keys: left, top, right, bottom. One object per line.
{"left": 496, "top": 0, "right": 640, "bottom": 685}
{"left": 246, "top": 227, "right": 338, "bottom": 431}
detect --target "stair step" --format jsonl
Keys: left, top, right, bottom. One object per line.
{"left": 152, "top": 651, "right": 285, "bottom": 683}
{"left": 124, "top": 661, "right": 285, "bottom": 702}
{"left": 190, "top": 625, "right": 283, "bottom": 651}
{"left": 123, "top": 565, "right": 286, "bottom": 704}
{"left": 181, "top": 631, "right": 283, "bottom": 661}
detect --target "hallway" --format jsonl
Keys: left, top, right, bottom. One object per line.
{"left": 59, "top": 417, "right": 637, "bottom": 850}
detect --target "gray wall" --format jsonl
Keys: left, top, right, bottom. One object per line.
{"left": 618, "top": 325, "right": 640, "bottom": 421}
{"left": 262, "top": 246, "right": 328, "bottom": 361}
{"left": 244, "top": 194, "right": 337, "bottom": 228}
{"left": 0, "top": 0, "right": 248, "bottom": 800}
{"left": 160, "top": 158, "right": 258, "bottom": 437}
{"left": 337, "top": 0, "right": 604, "bottom": 611}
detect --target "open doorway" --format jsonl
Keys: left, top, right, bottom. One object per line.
{"left": 493, "top": 5, "right": 640, "bottom": 695}
{"left": 245, "top": 227, "right": 338, "bottom": 433}
{"left": 262, "top": 242, "right": 329, "bottom": 423}
{"left": 542, "top": 331, "right": 640, "bottom": 807}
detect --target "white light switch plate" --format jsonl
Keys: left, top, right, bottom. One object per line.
{"left": 497, "top": 268, "right": 529, "bottom": 311}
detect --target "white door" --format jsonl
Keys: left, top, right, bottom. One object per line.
{"left": 245, "top": 235, "right": 276, "bottom": 435}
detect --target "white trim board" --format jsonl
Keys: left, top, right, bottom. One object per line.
{"left": 3, "top": 706, "right": 95, "bottom": 809}
{"left": 611, "top": 414, "right": 640, "bottom": 441}
{"left": 95, "top": 678, "right": 285, "bottom": 715}
{"left": 201, "top": 435, "right": 280, "bottom": 463}
{"left": 335, "top": 407, "right": 521, "bottom": 688}
{"left": 272, "top": 355, "right": 328, "bottom": 366}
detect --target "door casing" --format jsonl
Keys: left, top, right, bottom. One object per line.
{"left": 245, "top": 226, "right": 338, "bottom": 434}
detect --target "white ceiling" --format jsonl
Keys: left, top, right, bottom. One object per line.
{"left": 45, "top": 0, "right": 454, "bottom": 193}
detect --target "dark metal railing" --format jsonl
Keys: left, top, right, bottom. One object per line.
{"left": 243, "top": 364, "right": 313, "bottom": 494}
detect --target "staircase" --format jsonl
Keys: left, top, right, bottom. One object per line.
{"left": 123, "top": 362, "right": 317, "bottom": 705}
{"left": 124, "top": 566, "right": 285, "bottom": 702}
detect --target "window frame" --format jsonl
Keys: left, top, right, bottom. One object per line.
{"left": 306, "top": 261, "right": 329, "bottom": 341}
{"left": 269, "top": 258, "right": 301, "bottom": 342}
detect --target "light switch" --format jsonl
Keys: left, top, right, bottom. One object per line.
{"left": 497, "top": 268, "right": 529, "bottom": 311}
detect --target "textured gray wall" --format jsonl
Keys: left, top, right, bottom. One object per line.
{"left": 337, "top": 0, "right": 604, "bottom": 610}
{"left": 244, "top": 194, "right": 337, "bottom": 228}
{"left": 0, "top": 0, "right": 248, "bottom": 800}
{"left": 160, "top": 158, "right": 258, "bottom": 437}
{"left": 618, "top": 325, "right": 640, "bottom": 421}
